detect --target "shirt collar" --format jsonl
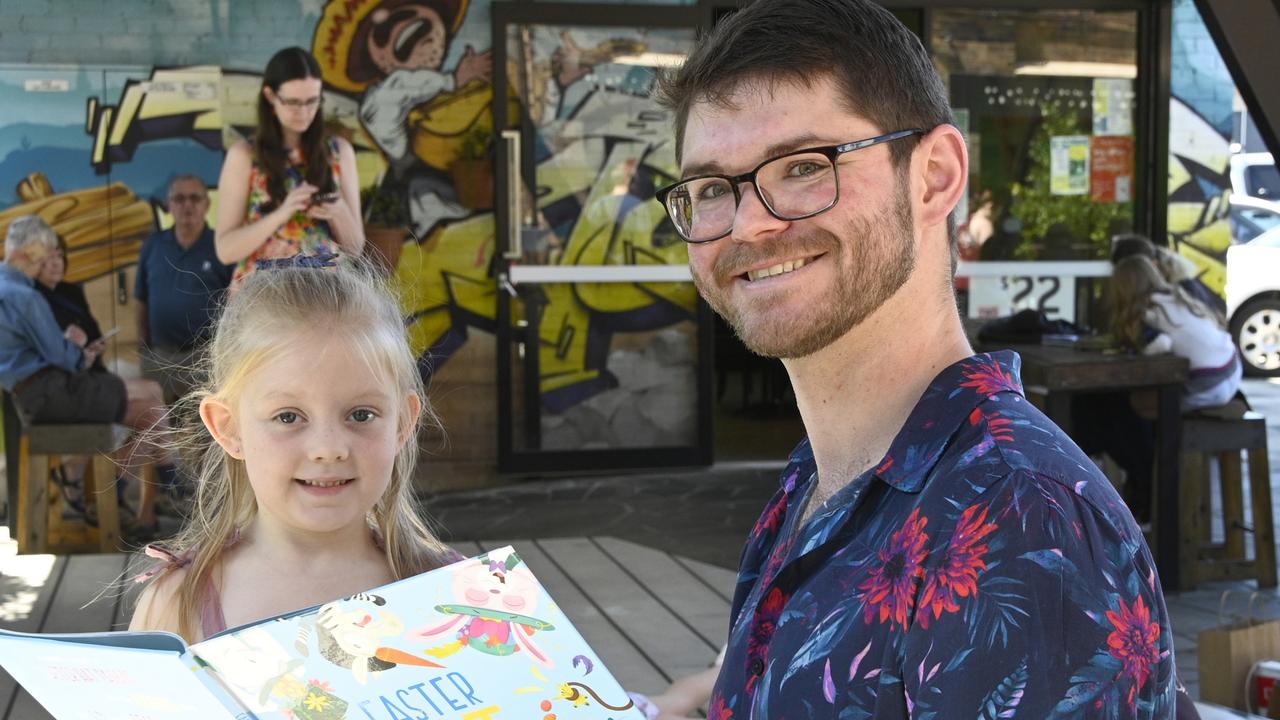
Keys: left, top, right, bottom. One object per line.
{"left": 0, "top": 263, "right": 34, "bottom": 287}
{"left": 874, "top": 351, "right": 1024, "bottom": 491}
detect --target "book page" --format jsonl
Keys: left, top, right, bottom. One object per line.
{"left": 0, "top": 637, "right": 246, "bottom": 719}
{"left": 194, "top": 547, "right": 643, "bottom": 720}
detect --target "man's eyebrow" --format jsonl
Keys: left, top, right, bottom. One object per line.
{"left": 681, "top": 133, "right": 835, "bottom": 179}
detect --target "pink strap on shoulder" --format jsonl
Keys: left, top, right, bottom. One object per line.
{"left": 134, "top": 544, "right": 193, "bottom": 583}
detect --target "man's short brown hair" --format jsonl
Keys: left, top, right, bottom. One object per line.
{"left": 656, "top": 0, "right": 953, "bottom": 167}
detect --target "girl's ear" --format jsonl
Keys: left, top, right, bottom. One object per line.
{"left": 200, "top": 396, "right": 244, "bottom": 460}
{"left": 398, "top": 392, "right": 423, "bottom": 447}
{"left": 262, "top": 86, "right": 277, "bottom": 106}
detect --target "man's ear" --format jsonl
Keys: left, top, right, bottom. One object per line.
{"left": 200, "top": 396, "right": 243, "bottom": 460}
{"left": 913, "top": 124, "right": 969, "bottom": 230}
{"left": 398, "top": 392, "right": 423, "bottom": 447}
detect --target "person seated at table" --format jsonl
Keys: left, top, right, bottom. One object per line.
{"left": 1111, "top": 254, "right": 1241, "bottom": 412}
{"left": 16, "top": 222, "right": 171, "bottom": 539}
{"left": 1111, "top": 232, "right": 1227, "bottom": 319}
{"left": 1075, "top": 253, "right": 1242, "bottom": 524}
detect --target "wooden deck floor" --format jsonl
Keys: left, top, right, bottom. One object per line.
{"left": 0, "top": 535, "right": 735, "bottom": 720}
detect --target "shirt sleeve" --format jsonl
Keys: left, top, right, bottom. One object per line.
{"left": 899, "top": 471, "right": 1181, "bottom": 719}
{"left": 19, "top": 289, "right": 82, "bottom": 372}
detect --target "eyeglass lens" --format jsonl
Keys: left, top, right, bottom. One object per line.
{"left": 666, "top": 152, "right": 837, "bottom": 242}
{"left": 278, "top": 96, "right": 321, "bottom": 109}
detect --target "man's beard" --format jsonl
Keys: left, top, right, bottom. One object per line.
{"left": 693, "top": 191, "right": 916, "bottom": 359}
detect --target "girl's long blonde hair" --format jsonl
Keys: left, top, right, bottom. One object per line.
{"left": 157, "top": 262, "right": 452, "bottom": 642}
{"left": 1110, "top": 254, "right": 1220, "bottom": 351}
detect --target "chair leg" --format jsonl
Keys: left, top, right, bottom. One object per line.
{"left": 16, "top": 441, "right": 49, "bottom": 555}
{"left": 89, "top": 455, "right": 120, "bottom": 553}
{"left": 1220, "top": 450, "right": 1246, "bottom": 559}
{"left": 1178, "top": 450, "right": 1205, "bottom": 587}
{"left": 1247, "top": 447, "right": 1277, "bottom": 588}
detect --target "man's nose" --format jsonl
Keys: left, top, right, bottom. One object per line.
{"left": 729, "top": 182, "right": 788, "bottom": 243}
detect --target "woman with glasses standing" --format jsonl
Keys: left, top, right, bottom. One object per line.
{"left": 214, "top": 46, "right": 365, "bottom": 290}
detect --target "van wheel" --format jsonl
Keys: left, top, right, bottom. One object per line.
{"left": 1231, "top": 298, "right": 1280, "bottom": 377}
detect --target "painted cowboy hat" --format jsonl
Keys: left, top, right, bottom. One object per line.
{"left": 313, "top": 0, "right": 469, "bottom": 94}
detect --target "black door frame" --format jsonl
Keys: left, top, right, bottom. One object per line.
{"left": 492, "top": 2, "right": 714, "bottom": 474}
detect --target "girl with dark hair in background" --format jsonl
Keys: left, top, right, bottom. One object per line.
{"left": 214, "top": 46, "right": 365, "bottom": 290}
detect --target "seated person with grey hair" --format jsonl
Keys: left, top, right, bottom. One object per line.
{"left": 0, "top": 214, "right": 169, "bottom": 540}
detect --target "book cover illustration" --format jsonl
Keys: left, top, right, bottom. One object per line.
{"left": 194, "top": 546, "right": 644, "bottom": 720}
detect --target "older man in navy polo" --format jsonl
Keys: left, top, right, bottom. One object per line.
{"left": 135, "top": 175, "right": 232, "bottom": 403}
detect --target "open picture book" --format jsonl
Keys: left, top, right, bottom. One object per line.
{"left": 0, "top": 546, "right": 643, "bottom": 720}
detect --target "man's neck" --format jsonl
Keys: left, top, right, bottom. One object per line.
{"left": 173, "top": 223, "right": 203, "bottom": 249}
{"left": 783, "top": 262, "right": 972, "bottom": 505}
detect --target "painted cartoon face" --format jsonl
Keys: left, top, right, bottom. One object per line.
{"left": 366, "top": 5, "right": 447, "bottom": 74}
{"left": 452, "top": 561, "right": 540, "bottom": 614}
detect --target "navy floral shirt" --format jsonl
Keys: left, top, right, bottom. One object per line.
{"left": 712, "top": 352, "right": 1187, "bottom": 720}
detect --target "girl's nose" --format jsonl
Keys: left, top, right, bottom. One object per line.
{"left": 308, "top": 423, "right": 350, "bottom": 462}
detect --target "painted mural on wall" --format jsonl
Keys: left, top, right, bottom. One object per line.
{"left": 0, "top": 2, "right": 698, "bottom": 453}
{"left": 310, "top": 1, "right": 699, "bottom": 448}
{"left": 1167, "top": 0, "right": 1234, "bottom": 294}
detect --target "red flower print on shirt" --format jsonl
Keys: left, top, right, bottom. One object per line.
{"left": 1106, "top": 595, "right": 1161, "bottom": 708}
{"left": 959, "top": 358, "right": 1020, "bottom": 396}
{"left": 858, "top": 508, "right": 929, "bottom": 630}
{"left": 917, "top": 504, "right": 998, "bottom": 628}
{"left": 708, "top": 693, "right": 734, "bottom": 720}
{"left": 745, "top": 586, "right": 790, "bottom": 693}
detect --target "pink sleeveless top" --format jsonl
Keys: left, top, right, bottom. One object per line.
{"left": 137, "top": 535, "right": 464, "bottom": 640}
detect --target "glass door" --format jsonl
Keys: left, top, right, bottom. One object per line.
{"left": 492, "top": 3, "right": 710, "bottom": 473}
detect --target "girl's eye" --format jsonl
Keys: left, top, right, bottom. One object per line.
{"left": 350, "top": 409, "right": 376, "bottom": 423}
{"left": 275, "top": 411, "right": 299, "bottom": 425}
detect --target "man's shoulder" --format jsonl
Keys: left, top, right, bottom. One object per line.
{"left": 939, "top": 392, "right": 1116, "bottom": 515}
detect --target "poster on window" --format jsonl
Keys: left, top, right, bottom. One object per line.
{"left": 1050, "top": 135, "right": 1090, "bottom": 196}
{"left": 1092, "top": 78, "right": 1134, "bottom": 136}
{"left": 1090, "top": 135, "right": 1134, "bottom": 203}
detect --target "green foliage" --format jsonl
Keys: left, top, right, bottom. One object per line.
{"left": 1008, "top": 100, "right": 1133, "bottom": 260}
{"left": 361, "top": 178, "right": 411, "bottom": 227}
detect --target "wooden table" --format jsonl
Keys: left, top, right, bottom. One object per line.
{"left": 999, "top": 344, "right": 1190, "bottom": 590}
{"left": 0, "top": 535, "right": 735, "bottom": 719}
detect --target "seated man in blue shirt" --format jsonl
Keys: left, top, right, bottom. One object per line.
{"left": 135, "top": 174, "right": 232, "bottom": 404}
{"left": 0, "top": 215, "right": 122, "bottom": 424}
{"left": 1, "top": 215, "right": 172, "bottom": 539}
{"left": 650, "top": 1, "right": 1196, "bottom": 717}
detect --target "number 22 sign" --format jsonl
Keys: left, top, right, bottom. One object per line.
{"left": 968, "top": 275, "right": 1076, "bottom": 322}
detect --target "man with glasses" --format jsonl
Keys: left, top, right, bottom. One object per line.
{"left": 135, "top": 175, "right": 232, "bottom": 404}
{"left": 653, "top": 1, "right": 1195, "bottom": 717}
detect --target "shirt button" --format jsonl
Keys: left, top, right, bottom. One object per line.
{"left": 750, "top": 658, "right": 764, "bottom": 676}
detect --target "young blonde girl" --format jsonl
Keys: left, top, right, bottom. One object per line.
{"left": 1111, "top": 254, "right": 1241, "bottom": 411}
{"left": 130, "top": 262, "right": 457, "bottom": 643}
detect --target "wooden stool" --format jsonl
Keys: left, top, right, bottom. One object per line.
{"left": 1178, "top": 411, "right": 1276, "bottom": 588}
{"left": 3, "top": 392, "right": 133, "bottom": 554}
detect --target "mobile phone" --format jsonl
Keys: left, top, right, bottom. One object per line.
{"left": 311, "top": 191, "right": 339, "bottom": 204}
{"left": 98, "top": 326, "right": 122, "bottom": 341}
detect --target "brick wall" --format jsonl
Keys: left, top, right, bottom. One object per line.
{"left": 0, "top": 0, "right": 318, "bottom": 70}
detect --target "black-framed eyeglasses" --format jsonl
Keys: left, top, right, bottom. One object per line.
{"left": 276, "top": 96, "right": 322, "bottom": 110}
{"left": 654, "top": 128, "right": 923, "bottom": 244}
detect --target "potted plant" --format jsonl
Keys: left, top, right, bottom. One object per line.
{"left": 449, "top": 123, "right": 495, "bottom": 211}
{"left": 361, "top": 178, "right": 411, "bottom": 276}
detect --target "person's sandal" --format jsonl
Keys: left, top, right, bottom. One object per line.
{"left": 51, "top": 466, "right": 86, "bottom": 516}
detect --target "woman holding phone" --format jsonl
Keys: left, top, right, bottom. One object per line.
{"left": 215, "top": 46, "right": 364, "bottom": 289}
